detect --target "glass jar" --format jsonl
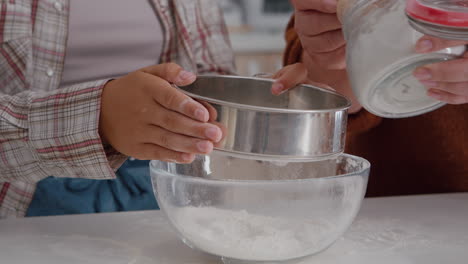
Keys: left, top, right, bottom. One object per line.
{"left": 339, "top": 0, "right": 468, "bottom": 118}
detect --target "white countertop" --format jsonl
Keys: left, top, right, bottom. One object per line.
{"left": 1, "top": 193, "right": 468, "bottom": 264}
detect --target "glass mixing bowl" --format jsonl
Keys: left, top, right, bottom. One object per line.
{"left": 150, "top": 152, "right": 370, "bottom": 263}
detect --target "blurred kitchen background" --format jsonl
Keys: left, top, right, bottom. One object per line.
{"left": 220, "top": 0, "right": 293, "bottom": 76}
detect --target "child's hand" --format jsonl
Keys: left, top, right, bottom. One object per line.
{"left": 270, "top": 63, "right": 334, "bottom": 95}
{"left": 99, "top": 63, "right": 223, "bottom": 163}
{"left": 414, "top": 36, "right": 468, "bottom": 105}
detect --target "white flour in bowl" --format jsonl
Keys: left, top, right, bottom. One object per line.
{"left": 171, "top": 207, "right": 338, "bottom": 261}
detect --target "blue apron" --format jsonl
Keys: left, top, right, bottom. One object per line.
{"left": 26, "top": 160, "right": 159, "bottom": 217}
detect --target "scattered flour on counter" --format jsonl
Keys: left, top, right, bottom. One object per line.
{"left": 0, "top": 234, "right": 143, "bottom": 264}
{"left": 171, "top": 207, "right": 339, "bottom": 261}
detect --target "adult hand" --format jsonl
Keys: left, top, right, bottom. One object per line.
{"left": 290, "top": 0, "right": 345, "bottom": 70}
{"left": 99, "top": 63, "right": 223, "bottom": 163}
{"left": 414, "top": 36, "right": 468, "bottom": 105}
{"left": 289, "top": 0, "right": 362, "bottom": 113}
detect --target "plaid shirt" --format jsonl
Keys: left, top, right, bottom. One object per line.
{"left": 0, "top": 0, "right": 235, "bottom": 218}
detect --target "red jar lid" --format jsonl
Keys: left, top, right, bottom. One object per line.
{"left": 406, "top": 0, "right": 468, "bottom": 27}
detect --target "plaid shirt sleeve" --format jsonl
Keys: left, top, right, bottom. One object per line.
{"left": 0, "top": 80, "right": 128, "bottom": 217}
{"left": 0, "top": 80, "right": 129, "bottom": 184}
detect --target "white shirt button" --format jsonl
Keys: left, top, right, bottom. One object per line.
{"left": 54, "top": 2, "right": 62, "bottom": 12}
{"left": 46, "top": 68, "right": 54, "bottom": 77}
